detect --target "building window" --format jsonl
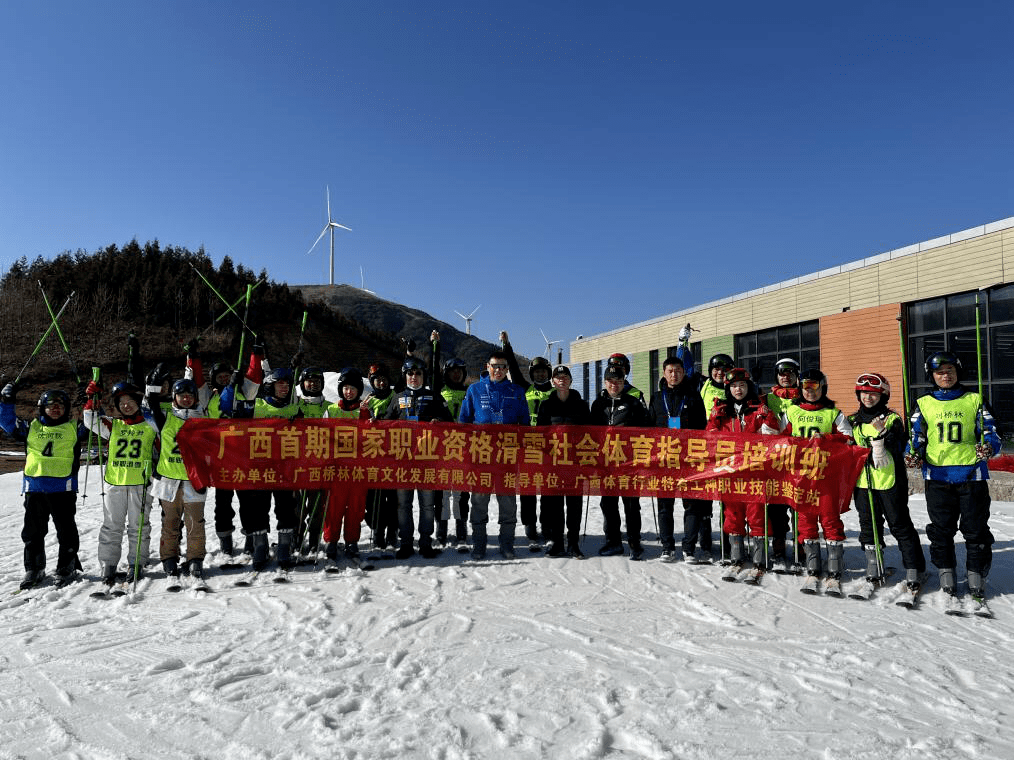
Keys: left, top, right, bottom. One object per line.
{"left": 735, "top": 321, "right": 819, "bottom": 389}
{"left": 907, "top": 285, "right": 1014, "bottom": 436}
{"left": 648, "top": 349, "right": 659, "bottom": 394}
{"left": 594, "top": 359, "right": 602, "bottom": 397}
{"left": 582, "top": 362, "right": 590, "bottom": 401}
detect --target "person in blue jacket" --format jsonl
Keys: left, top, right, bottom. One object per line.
{"left": 906, "top": 351, "right": 1001, "bottom": 600}
{"left": 458, "top": 348, "right": 530, "bottom": 559}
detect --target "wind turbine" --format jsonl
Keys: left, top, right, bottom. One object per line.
{"left": 540, "top": 328, "right": 560, "bottom": 358}
{"left": 454, "top": 305, "right": 481, "bottom": 335}
{"left": 306, "top": 186, "right": 351, "bottom": 285}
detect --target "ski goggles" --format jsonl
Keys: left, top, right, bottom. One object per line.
{"left": 776, "top": 366, "right": 798, "bottom": 376}
{"left": 800, "top": 379, "right": 823, "bottom": 391}
{"left": 855, "top": 373, "right": 887, "bottom": 390}
{"left": 725, "top": 368, "right": 751, "bottom": 384}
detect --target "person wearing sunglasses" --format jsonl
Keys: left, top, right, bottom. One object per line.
{"left": 384, "top": 355, "right": 454, "bottom": 561}
{"left": 705, "top": 368, "right": 779, "bottom": 581}
{"left": 458, "top": 348, "right": 530, "bottom": 560}
{"left": 907, "top": 351, "right": 1000, "bottom": 603}
{"left": 847, "top": 372, "right": 926, "bottom": 595}
{"left": 782, "top": 369, "right": 853, "bottom": 596}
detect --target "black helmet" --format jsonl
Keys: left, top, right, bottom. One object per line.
{"left": 368, "top": 363, "right": 391, "bottom": 384}
{"left": 529, "top": 356, "right": 552, "bottom": 381}
{"left": 262, "top": 367, "right": 293, "bottom": 399}
{"left": 402, "top": 357, "right": 426, "bottom": 377}
{"left": 336, "top": 367, "right": 364, "bottom": 397}
{"left": 210, "top": 362, "right": 233, "bottom": 390}
{"left": 444, "top": 357, "right": 466, "bottom": 373}
{"left": 723, "top": 367, "right": 757, "bottom": 401}
{"left": 925, "top": 351, "right": 962, "bottom": 383}
{"left": 298, "top": 366, "right": 325, "bottom": 388}
{"left": 171, "top": 378, "right": 198, "bottom": 403}
{"left": 799, "top": 369, "right": 827, "bottom": 395}
{"left": 708, "top": 354, "right": 734, "bottom": 373}
{"left": 774, "top": 357, "right": 801, "bottom": 376}
{"left": 110, "top": 382, "right": 143, "bottom": 413}
{"left": 607, "top": 353, "right": 630, "bottom": 376}
{"left": 37, "top": 389, "right": 71, "bottom": 424}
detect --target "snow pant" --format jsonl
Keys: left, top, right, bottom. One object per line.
{"left": 681, "top": 498, "right": 713, "bottom": 554}
{"left": 470, "top": 491, "right": 518, "bottom": 551}
{"left": 98, "top": 483, "right": 152, "bottom": 569}
{"left": 767, "top": 501, "right": 793, "bottom": 557}
{"left": 159, "top": 489, "right": 206, "bottom": 562}
{"left": 540, "top": 493, "right": 583, "bottom": 548}
{"left": 364, "top": 489, "right": 398, "bottom": 547}
{"left": 797, "top": 504, "right": 846, "bottom": 542}
{"left": 924, "top": 480, "right": 994, "bottom": 576}
{"left": 237, "top": 489, "right": 298, "bottom": 535}
{"left": 722, "top": 500, "right": 767, "bottom": 539}
{"left": 599, "top": 495, "right": 641, "bottom": 547}
{"left": 322, "top": 485, "right": 367, "bottom": 546}
{"left": 520, "top": 494, "right": 544, "bottom": 533}
{"left": 213, "top": 487, "right": 236, "bottom": 535}
{"left": 397, "top": 489, "right": 436, "bottom": 550}
{"left": 296, "top": 489, "right": 328, "bottom": 551}
{"left": 853, "top": 484, "right": 926, "bottom": 572}
{"left": 440, "top": 489, "right": 470, "bottom": 541}
{"left": 22, "top": 491, "right": 81, "bottom": 574}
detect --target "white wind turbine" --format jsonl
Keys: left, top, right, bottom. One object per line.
{"left": 306, "top": 186, "right": 352, "bottom": 285}
{"left": 454, "top": 305, "right": 481, "bottom": 335}
{"left": 540, "top": 328, "right": 561, "bottom": 358}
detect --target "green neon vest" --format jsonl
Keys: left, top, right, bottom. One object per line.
{"left": 254, "top": 398, "right": 299, "bottom": 419}
{"left": 105, "top": 419, "right": 157, "bottom": 486}
{"left": 326, "top": 403, "right": 360, "bottom": 419}
{"left": 766, "top": 391, "right": 796, "bottom": 417}
{"left": 156, "top": 415, "right": 189, "bottom": 480}
{"left": 24, "top": 420, "right": 77, "bottom": 478}
{"left": 441, "top": 387, "right": 467, "bottom": 420}
{"left": 785, "top": 405, "right": 839, "bottom": 437}
{"left": 526, "top": 386, "right": 554, "bottom": 426}
{"left": 207, "top": 394, "right": 222, "bottom": 420}
{"left": 916, "top": 393, "right": 981, "bottom": 467}
{"left": 701, "top": 379, "right": 725, "bottom": 416}
{"left": 852, "top": 412, "right": 900, "bottom": 490}
{"left": 367, "top": 393, "right": 396, "bottom": 420}
{"left": 298, "top": 398, "right": 328, "bottom": 419}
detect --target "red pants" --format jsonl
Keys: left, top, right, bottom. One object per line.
{"left": 722, "top": 501, "right": 767, "bottom": 537}
{"left": 322, "top": 485, "right": 367, "bottom": 544}
{"left": 796, "top": 507, "right": 845, "bottom": 542}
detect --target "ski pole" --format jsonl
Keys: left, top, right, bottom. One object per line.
{"left": 91, "top": 367, "right": 108, "bottom": 510}
{"left": 719, "top": 501, "right": 726, "bottom": 564}
{"left": 14, "top": 291, "right": 75, "bottom": 385}
{"left": 896, "top": 312, "right": 911, "bottom": 424}
{"left": 651, "top": 496, "right": 658, "bottom": 539}
{"left": 133, "top": 462, "right": 152, "bottom": 592}
{"left": 863, "top": 460, "right": 884, "bottom": 579}
{"left": 975, "top": 290, "right": 986, "bottom": 445}
{"left": 190, "top": 264, "right": 259, "bottom": 338}
{"left": 582, "top": 491, "right": 590, "bottom": 541}
{"left": 38, "top": 281, "right": 82, "bottom": 383}
{"left": 197, "top": 278, "right": 266, "bottom": 341}
{"left": 763, "top": 502, "right": 769, "bottom": 570}
{"left": 291, "top": 310, "right": 309, "bottom": 405}
{"left": 231, "top": 283, "right": 254, "bottom": 408}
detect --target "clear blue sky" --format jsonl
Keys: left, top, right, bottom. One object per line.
{"left": 2, "top": 1, "right": 1012, "bottom": 362}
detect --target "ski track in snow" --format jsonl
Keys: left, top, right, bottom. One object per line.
{"left": 1, "top": 470, "right": 1013, "bottom": 759}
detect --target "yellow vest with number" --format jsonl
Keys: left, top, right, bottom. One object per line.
{"left": 852, "top": 412, "right": 899, "bottom": 490}
{"left": 785, "top": 405, "right": 838, "bottom": 437}
{"left": 917, "top": 393, "right": 980, "bottom": 467}
{"left": 24, "top": 420, "right": 77, "bottom": 478}
{"left": 105, "top": 419, "right": 156, "bottom": 486}
{"left": 156, "top": 415, "right": 189, "bottom": 480}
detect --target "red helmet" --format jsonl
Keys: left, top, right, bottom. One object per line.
{"left": 855, "top": 372, "right": 890, "bottom": 399}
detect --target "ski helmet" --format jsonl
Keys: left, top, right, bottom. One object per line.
{"left": 529, "top": 356, "right": 552, "bottom": 382}
{"left": 298, "top": 366, "right": 325, "bottom": 391}
{"left": 799, "top": 369, "right": 827, "bottom": 396}
{"left": 368, "top": 363, "right": 391, "bottom": 384}
{"left": 37, "top": 389, "right": 71, "bottom": 424}
{"left": 171, "top": 378, "right": 198, "bottom": 400}
{"left": 262, "top": 368, "right": 293, "bottom": 399}
{"left": 708, "top": 354, "right": 734, "bottom": 373}
{"left": 607, "top": 353, "right": 631, "bottom": 376}
{"left": 402, "top": 357, "right": 426, "bottom": 378}
{"left": 336, "top": 367, "right": 364, "bottom": 397}
{"left": 443, "top": 357, "right": 467, "bottom": 384}
{"left": 925, "top": 351, "right": 962, "bottom": 382}
{"left": 210, "top": 362, "right": 233, "bottom": 390}
{"left": 774, "top": 357, "right": 800, "bottom": 376}
{"left": 110, "top": 382, "right": 143, "bottom": 413}
{"left": 855, "top": 372, "right": 890, "bottom": 400}
{"left": 723, "top": 367, "right": 756, "bottom": 401}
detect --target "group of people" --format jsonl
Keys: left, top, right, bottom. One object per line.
{"left": 0, "top": 327, "right": 1001, "bottom": 601}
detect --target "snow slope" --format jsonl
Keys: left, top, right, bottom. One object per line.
{"left": 1, "top": 469, "right": 1012, "bottom": 759}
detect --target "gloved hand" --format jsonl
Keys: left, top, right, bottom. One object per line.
{"left": 0, "top": 382, "right": 16, "bottom": 404}
{"left": 127, "top": 333, "right": 140, "bottom": 353}
{"left": 74, "top": 380, "right": 89, "bottom": 407}
{"left": 499, "top": 331, "right": 509, "bottom": 346}
{"left": 678, "top": 323, "right": 692, "bottom": 342}
{"left": 975, "top": 443, "right": 993, "bottom": 461}
{"left": 85, "top": 380, "right": 102, "bottom": 398}
{"left": 229, "top": 370, "right": 244, "bottom": 388}
{"left": 146, "top": 362, "right": 172, "bottom": 387}
{"left": 405, "top": 338, "right": 416, "bottom": 354}
{"left": 904, "top": 454, "right": 923, "bottom": 469}
{"left": 290, "top": 351, "right": 305, "bottom": 369}
{"left": 184, "top": 336, "right": 201, "bottom": 357}
{"left": 252, "top": 341, "right": 266, "bottom": 358}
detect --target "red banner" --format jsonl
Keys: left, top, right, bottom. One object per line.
{"left": 177, "top": 419, "right": 868, "bottom": 516}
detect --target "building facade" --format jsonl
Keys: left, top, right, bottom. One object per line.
{"left": 570, "top": 217, "right": 1014, "bottom": 436}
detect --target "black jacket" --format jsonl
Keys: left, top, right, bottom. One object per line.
{"left": 590, "top": 391, "right": 651, "bottom": 427}
{"left": 383, "top": 385, "right": 454, "bottom": 422}
{"left": 536, "top": 390, "right": 590, "bottom": 426}
{"left": 649, "top": 377, "right": 707, "bottom": 430}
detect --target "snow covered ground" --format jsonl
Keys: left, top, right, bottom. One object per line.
{"left": 1, "top": 468, "right": 1013, "bottom": 760}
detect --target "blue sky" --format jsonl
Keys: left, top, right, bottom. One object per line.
{"left": 2, "top": 1, "right": 1012, "bottom": 362}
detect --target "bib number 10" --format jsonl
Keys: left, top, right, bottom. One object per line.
{"left": 936, "top": 421, "right": 964, "bottom": 444}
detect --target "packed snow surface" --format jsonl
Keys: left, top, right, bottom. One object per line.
{"left": 1, "top": 469, "right": 1012, "bottom": 759}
